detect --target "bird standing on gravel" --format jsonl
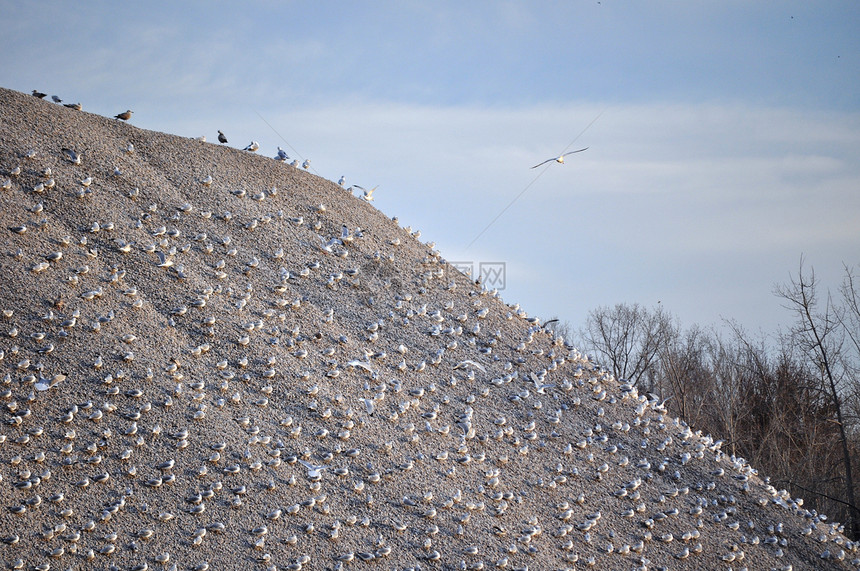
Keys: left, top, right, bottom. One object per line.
{"left": 61, "top": 148, "right": 81, "bottom": 165}
{"left": 52, "top": 95, "right": 63, "bottom": 103}
{"left": 218, "top": 130, "right": 228, "bottom": 144}
{"left": 32, "top": 90, "right": 47, "bottom": 98}
{"left": 244, "top": 141, "right": 260, "bottom": 152}
{"left": 115, "top": 110, "right": 133, "bottom": 121}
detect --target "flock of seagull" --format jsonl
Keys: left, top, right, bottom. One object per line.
{"left": 32, "top": 89, "right": 590, "bottom": 178}
{"left": 29, "top": 90, "right": 381, "bottom": 204}
{"left": 0, "top": 86, "right": 854, "bottom": 571}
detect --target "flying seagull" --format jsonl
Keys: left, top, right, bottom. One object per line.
{"left": 355, "top": 185, "right": 377, "bottom": 202}
{"left": 298, "top": 460, "right": 326, "bottom": 479}
{"left": 530, "top": 147, "right": 588, "bottom": 169}
{"left": 316, "top": 233, "right": 344, "bottom": 254}
{"left": 218, "top": 130, "right": 228, "bottom": 144}
{"left": 114, "top": 110, "right": 133, "bottom": 121}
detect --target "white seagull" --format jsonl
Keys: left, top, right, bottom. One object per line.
{"left": 62, "top": 148, "right": 81, "bottom": 165}
{"left": 244, "top": 141, "right": 260, "bottom": 152}
{"left": 337, "top": 176, "right": 345, "bottom": 186}
{"left": 316, "top": 234, "right": 342, "bottom": 254}
{"left": 354, "top": 185, "right": 377, "bottom": 202}
{"left": 298, "top": 459, "right": 326, "bottom": 479}
{"left": 530, "top": 147, "right": 588, "bottom": 169}
{"left": 275, "top": 147, "right": 289, "bottom": 161}
{"left": 359, "top": 397, "right": 376, "bottom": 415}
{"left": 301, "top": 159, "right": 311, "bottom": 169}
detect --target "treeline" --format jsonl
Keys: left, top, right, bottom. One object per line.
{"left": 556, "top": 260, "right": 860, "bottom": 538}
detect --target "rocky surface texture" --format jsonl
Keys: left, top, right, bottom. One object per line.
{"left": 0, "top": 86, "right": 855, "bottom": 570}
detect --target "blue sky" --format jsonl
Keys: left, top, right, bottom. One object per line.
{"left": 2, "top": 1, "right": 858, "bottom": 336}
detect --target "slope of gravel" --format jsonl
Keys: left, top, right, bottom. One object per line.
{"left": 0, "top": 86, "right": 856, "bottom": 570}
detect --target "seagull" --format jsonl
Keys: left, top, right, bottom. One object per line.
{"left": 298, "top": 460, "right": 326, "bottom": 479}
{"left": 244, "top": 141, "right": 260, "bottom": 152}
{"left": 63, "top": 102, "right": 82, "bottom": 110}
{"left": 337, "top": 176, "right": 346, "bottom": 186}
{"left": 301, "top": 159, "right": 311, "bottom": 169}
{"left": 51, "top": 95, "right": 63, "bottom": 103}
{"left": 530, "top": 147, "right": 588, "bottom": 169}
{"left": 355, "top": 185, "right": 377, "bottom": 202}
{"left": 115, "top": 110, "right": 133, "bottom": 121}
{"left": 32, "top": 90, "right": 47, "bottom": 99}
{"left": 359, "top": 398, "right": 376, "bottom": 415}
{"left": 275, "top": 147, "right": 289, "bottom": 161}
{"left": 218, "top": 130, "right": 228, "bottom": 144}
{"left": 35, "top": 373, "right": 65, "bottom": 392}
{"left": 316, "top": 234, "right": 342, "bottom": 254}
{"left": 61, "top": 148, "right": 81, "bottom": 165}
{"left": 155, "top": 251, "right": 173, "bottom": 267}
{"left": 454, "top": 360, "right": 487, "bottom": 373}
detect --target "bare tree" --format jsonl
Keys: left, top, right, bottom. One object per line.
{"left": 658, "top": 324, "right": 712, "bottom": 427}
{"left": 570, "top": 262, "right": 860, "bottom": 534}
{"left": 840, "top": 265, "right": 860, "bottom": 415}
{"left": 775, "top": 258, "right": 860, "bottom": 538}
{"left": 578, "top": 303, "right": 675, "bottom": 386}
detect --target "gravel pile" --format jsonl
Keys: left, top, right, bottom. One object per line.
{"left": 0, "top": 86, "right": 855, "bottom": 570}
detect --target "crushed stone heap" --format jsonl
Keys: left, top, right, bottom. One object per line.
{"left": 0, "top": 86, "right": 856, "bottom": 570}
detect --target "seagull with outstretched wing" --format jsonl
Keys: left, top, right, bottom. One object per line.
{"left": 530, "top": 147, "right": 588, "bottom": 169}
{"left": 298, "top": 459, "right": 326, "bottom": 478}
{"left": 354, "top": 185, "right": 377, "bottom": 202}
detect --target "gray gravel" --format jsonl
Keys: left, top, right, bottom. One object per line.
{"left": 0, "top": 86, "right": 855, "bottom": 570}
